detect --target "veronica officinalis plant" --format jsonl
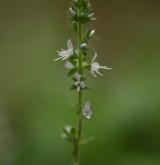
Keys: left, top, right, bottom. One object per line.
{"left": 55, "top": 0, "right": 112, "bottom": 164}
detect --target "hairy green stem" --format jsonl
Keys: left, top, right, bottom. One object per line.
{"left": 73, "top": 23, "right": 83, "bottom": 165}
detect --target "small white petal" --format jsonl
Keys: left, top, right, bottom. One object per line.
{"left": 65, "top": 125, "right": 72, "bottom": 133}
{"left": 88, "top": 13, "right": 94, "bottom": 18}
{"left": 77, "top": 87, "right": 80, "bottom": 92}
{"left": 80, "top": 81, "right": 86, "bottom": 88}
{"left": 55, "top": 39, "right": 74, "bottom": 61}
{"left": 91, "top": 52, "right": 97, "bottom": 63}
{"left": 67, "top": 39, "right": 73, "bottom": 50}
{"left": 90, "top": 70, "right": 97, "bottom": 77}
{"left": 90, "top": 53, "right": 112, "bottom": 77}
{"left": 98, "top": 65, "right": 112, "bottom": 70}
{"left": 74, "top": 73, "right": 86, "bottom": 92}
{"left": 80, "top": 43, "right": 87, "bottom": 49}
{"left": 69, "top": 7, "right": 75, "bottom": 15}
{"left": 75, "top": 73, "right": 81, "bottom": 81}
{"left": 54, "top": 56, "right": 63, "bottom": 61}
{"left": 64, "top": 62, "right": 74, "bottom": 69}
{"left": 95, "top": 70, "right": 103, "bottom": 76}
{"left": 89, "top": 30, "right": 96, "bottom": 37}
{"left": 75, "top": 82, "right": 79, "bottom": 86}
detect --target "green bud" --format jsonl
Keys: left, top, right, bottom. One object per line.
{"left": 61, "top": 125, "right": 77, "bottom": 142}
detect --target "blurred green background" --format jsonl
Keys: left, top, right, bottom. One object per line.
{"left": 0, "top": 0, "right": 160, "bottom": 164}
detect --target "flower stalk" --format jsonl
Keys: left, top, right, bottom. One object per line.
{"left": 55, "top": 0, "right": 112, "bottom": 164}
{"left": 73, "top": 22, "right": 83, "bottom": 165}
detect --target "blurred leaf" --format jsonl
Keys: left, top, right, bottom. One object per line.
{"left": 70, "top": 85, "right": 77, "bottom": 91}
{"left": 70, "top": 127, "right": 77, "bottom": 137}
{"left": 61, "top": 125, "right": 77, "bottom": 142}
{"left": 82, "top": 87, "right": 93, "bottom": 91}
{"left": 80, "top": 136, "right": 95, "bottom": 145}
{"left": 68, "top": 68, "right": 77, "bottom": 76}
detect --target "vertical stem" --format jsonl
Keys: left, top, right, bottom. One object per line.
{"left": 73, "top": 23, "right": 83, "bottom": 165}
{"left": 78, "top": 22, "right": 83, "bottom": 143}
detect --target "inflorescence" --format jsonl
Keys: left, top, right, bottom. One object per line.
{"left": 55, "top": 0, "right": 111, "bottom": 164}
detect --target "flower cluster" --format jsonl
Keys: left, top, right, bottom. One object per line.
{"left": 55, "top": 38, "right": 111, "bottom": 82}
{"left": 69, "top": 0, "right": 96, "bottom": 27}
{"left": 55, "top": 41, "right": 111, "bottom": 79}
{"left": 55, "top": 0, "right": 111, "bottom": 112}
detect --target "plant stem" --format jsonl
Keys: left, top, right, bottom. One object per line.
{"left": 73, "top": 23, "right": 83, "bottom": 165}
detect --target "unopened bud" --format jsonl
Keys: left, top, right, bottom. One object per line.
{"left": 69, "top": 7, "right": 76, "bottom": 16}
{"left": 89, "top": 30, "right": 95, "bottom": 37}
{"left": 88, "top": 13, "right": 94, "bottom": 18}
{"left": 80, "top": 43, "right": 87, "bottom": 49}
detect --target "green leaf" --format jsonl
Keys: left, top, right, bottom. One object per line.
{"left": 61, "top": 126, "right": 72, "bottom": 142}
{"left": 61, "top": 125, "right": 77, "bottom": 142}
{"left": 70, "top": 85, "right": 77, "bottom": 91}
{"left": 81, "top": 77, "right": 86, "bottom": 81}
{"left": 84, "top": 64, "right": 90, "bottom": 70}
{"left": 61, "top": 132, "right": 71, "bottom": 141}
{"left": 67, "top": 68, "right": 77, "bottom": 77}
{"left": 70, "top": 127, "right": 77, "bottom": 137}
{"left": 82, "top": 62, "right": 89, "bottom": 68}
{"left": 69, "top": 58, "right": 78, "bottom": 66}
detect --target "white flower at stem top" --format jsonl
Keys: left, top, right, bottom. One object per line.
{"left": 55, "top": 39, "right": 74, "bottom": 61}
{"left": 75, "top": 73, "right": 86, "bottom": 92}
{"left": 90, "top": 53, "right": 112, "bottom": 77}
{"left": 83, "top": 102, "right": 92, "bottom": 120}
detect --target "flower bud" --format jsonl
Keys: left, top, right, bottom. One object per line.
{"left": 89, "top": 30, "right": 95, "bottom": 37}
{"left": 88, "top": 13, "right": 94, "bottom": 18}
{"left": 69, "top": 7, "right": 76, "bottom": 16}
{"left": 80, "top": 43, "right": 87, "bottom": 49}
{"left": 83, "top": 102, "right": 92, "bottom": 120}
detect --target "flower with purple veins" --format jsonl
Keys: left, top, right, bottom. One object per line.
{"left": 83, "top": 102, "right": 92, "bottom": 120}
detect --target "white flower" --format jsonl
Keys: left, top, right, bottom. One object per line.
{"left": 90, "top": 53, "right": 112, "bottom": 77}
{"left": 83, "top": 102, "right": 92, "bottom": 120}
{"left": 75, "top": 73, "right": 86, "bottom": 92}
{"left": 55, "top": 39, "right": 74, "bottom": 61}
